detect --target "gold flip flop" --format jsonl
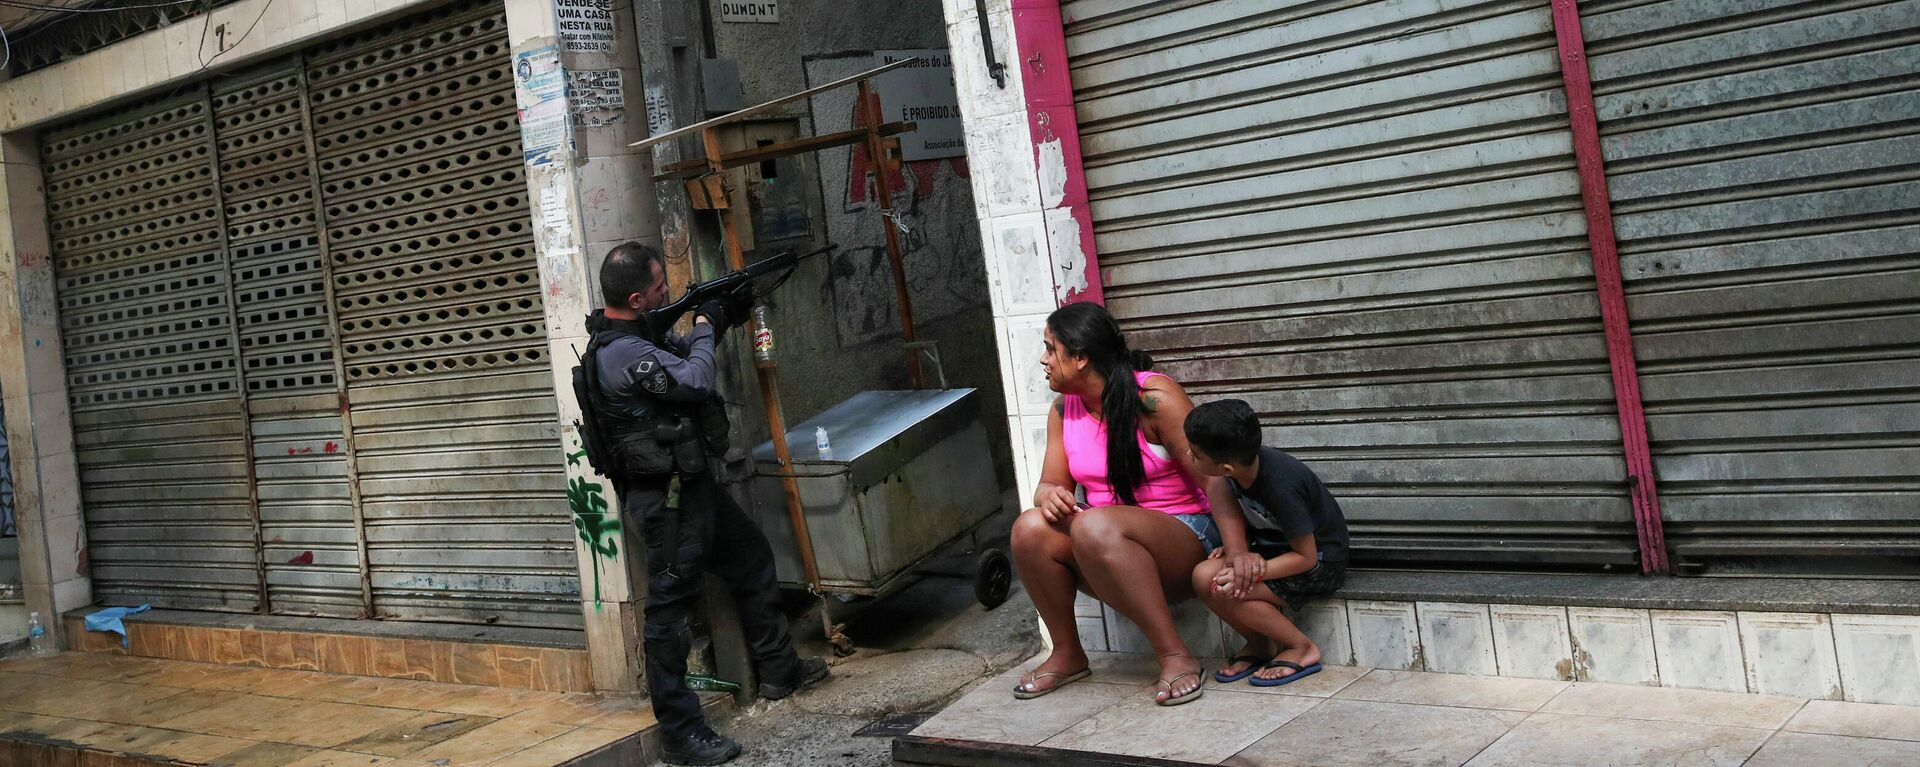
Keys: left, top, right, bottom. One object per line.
{"left": 1155, "top": 670, "right": 1205, "bottom": 706}
{"left": 1013, "top": 668, "right": 1091, "bottom": 699}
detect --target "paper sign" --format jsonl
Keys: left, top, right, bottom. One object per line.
{"left": 874, "top": 50, "right": 963, "bottom": 161}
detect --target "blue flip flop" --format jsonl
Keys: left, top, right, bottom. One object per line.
{"left": 1214, "top": 655, "right": 1266, "bottom": 683}
{"left": 1248, "top": 660, "right": 1322, "bottom": 687}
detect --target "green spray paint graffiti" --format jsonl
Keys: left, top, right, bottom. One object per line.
{"left": 567, "top": 447, "right": 620, "bottom": 603}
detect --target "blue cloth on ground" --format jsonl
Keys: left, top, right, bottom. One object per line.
{"left": 83, "top": 605, "right": 151, "bottom": 646}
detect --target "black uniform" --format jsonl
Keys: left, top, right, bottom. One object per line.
{"left": 585, "top": 311, "right": 800, "bottom": 741}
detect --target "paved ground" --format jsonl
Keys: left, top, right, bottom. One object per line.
{"left": 0, "top": 650, "right": 719, "bottom": 766}
{"left": 909, "top": 651, "right": 1920, "bottom": 766}
{"left": 654, "top": 539, "right": 1044, "bottom": 767}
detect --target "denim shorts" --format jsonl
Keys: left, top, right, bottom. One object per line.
{"left": 1171, "top": 513, "right": 1222, "bottom": 551}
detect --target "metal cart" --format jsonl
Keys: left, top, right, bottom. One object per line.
{"left": 747, "top": 388, "right": 1012, "bottom": 654}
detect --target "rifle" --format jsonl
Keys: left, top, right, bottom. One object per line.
{"left": 646, "top": 245, "right": 836, "bottom": 328}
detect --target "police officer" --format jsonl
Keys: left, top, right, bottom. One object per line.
{"left": 584, "top": 242, "right": 828, "bottom": 765}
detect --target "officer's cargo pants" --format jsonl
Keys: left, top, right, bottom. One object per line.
{"left": 619, "top": 471, "right": 800, "bottom": 738}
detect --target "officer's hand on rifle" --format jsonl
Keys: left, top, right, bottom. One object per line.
{"left": 695, "top": 298, "right": 732, "bottom": 330}
{"left": 724, "top": 283, "right": 755, "bottom": 324}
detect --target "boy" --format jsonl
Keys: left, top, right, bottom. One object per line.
{"left": 1184, "top": 399, "right": 1350, "bottom": 686}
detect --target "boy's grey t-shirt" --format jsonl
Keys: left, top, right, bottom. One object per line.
{"left": 1227, "top": 446, "right": 1350, "bottom": 562}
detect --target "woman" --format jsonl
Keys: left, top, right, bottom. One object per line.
{"left": 1010, "top": 303, "right": 1219, "bottom": 706}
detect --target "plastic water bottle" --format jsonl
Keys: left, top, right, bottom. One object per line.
{"left": 27, "top": 611, "right": 51, "bottom": 657}
{"left": 815, "top": 427, "right": 833, "bottom": 459}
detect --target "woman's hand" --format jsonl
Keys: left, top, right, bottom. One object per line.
{"left": 1035, "top": 483, "right": 1080, "bottom": 523}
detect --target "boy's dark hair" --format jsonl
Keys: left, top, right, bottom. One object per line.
{"left": 1185, "top": 399, "right": 1262, "bottom": 465}
{"left": 600, "top": 241, "right": 665, "bottom": 308}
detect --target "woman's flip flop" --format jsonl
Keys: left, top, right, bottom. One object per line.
{"left": 1155, "top": 671, "right": 1205, "bottom": 706}
{"left": 1214, "top": 655, "right": 1267, "bottom": 683}
{"left": 1013, "top": 668, "right": 1090, "bottom": 699}
{"left": 1249, "top": 660, "right": 1323, "bottom": 687}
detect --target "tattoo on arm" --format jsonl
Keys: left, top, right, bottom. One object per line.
{"left": 1142, "top": 393, "right": 1160, "bottom": 413}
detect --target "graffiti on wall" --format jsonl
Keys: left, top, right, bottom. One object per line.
{"left": 805, "top": 54, "right": 988, "bottom": 348}
{"left": 565, "top": 445, "right": 620, "bottom": 603}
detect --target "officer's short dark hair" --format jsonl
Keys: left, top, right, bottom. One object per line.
{"left": 601, "top": 241, "right": 665, "bottom": 307}
{"left": 1185, "top": 399, "right": 1262, "bottom": 465}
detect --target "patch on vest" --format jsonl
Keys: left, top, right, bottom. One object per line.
{"left": 643, "top": 371, "right": 671, "bottom": 394}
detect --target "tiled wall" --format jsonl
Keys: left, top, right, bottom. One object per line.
{"left": 1098, "top": 600, "right": 1920, "bottom": 707}
{"left": 64, "top": 616, "right": 592, "bottom": 693}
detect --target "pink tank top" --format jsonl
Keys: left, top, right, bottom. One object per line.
{"left": 1061, "top": 371, "right": 1209, "bottom": 515}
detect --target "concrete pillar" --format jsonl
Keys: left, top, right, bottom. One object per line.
{"left": 502, "top": 0, "right": 661, "bottom": 692}
{"left": 0, "top": 130, "right": 92, "bottom": 648}
{"left": 941, "top": 0, "right": 1116, "bottom": 651}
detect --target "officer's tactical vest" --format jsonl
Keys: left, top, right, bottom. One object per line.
{"left": 573, "top": 313, "right": 730, "bottom": 478}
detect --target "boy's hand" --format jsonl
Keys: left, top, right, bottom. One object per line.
{"left": 1208, "top": 551, "right": 1267, "bottom": 599}
{"left": 1222, "top": 550, "right": 1267, "bottom": 599}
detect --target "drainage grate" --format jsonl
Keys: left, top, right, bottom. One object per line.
{"left": 854, "top": 712, "right": 933, "bottom": 738}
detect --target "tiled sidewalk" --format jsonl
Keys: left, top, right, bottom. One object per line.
{"left": 0, "top": 652, "right": 713, "bottom": 766}
{"left": 903, "top": 652, "right": 1920, "bottom": 766}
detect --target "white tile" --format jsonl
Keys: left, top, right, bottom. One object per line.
{"left": 949, "top": 7, "right": 1025, "bottom": 122}
{"left": 1076, "top": 615, "right": 1110, "bottom": 653}
{"left": 1569, "top": 607, "right": 1658, "bottom": 686}
{"left": 1001, "top": 314, "right": 1052, "bottom": 417}
{"left": 991, "top": 315, "right": 1020, "bottom": 417}
{"left": 27, "top": 389, "right": 74, "bottom": 459}
{"left": 1786, "top": 699, "right": 1920, "bottom": 742}
{"left": 1738, "top": 612, "right": 1842, "bottom": 700}
{"left": 34, "top": 450, "right": 80, "bottom": 522}
{"left": 967, "top": 112, "right": 1039, "bottom": 218}
{"left": 51, "top": 577, "right": 91, "bottom": 617}
{"left": 1834, "top": 614, "right": 1920, "bottom": 706}
{"left": 1102, "top": 599, "right": 1220, "bottom": 660}
{"left": 1042, "top": 206, "right": 1090, "bottom": 303}
{"left": 1348, "top": 601, "right": 1420, "bottom": 671}
{"left": 1418, "top": 602, "right": 1496, "bottom": 676}
{"left": 1652, "top": 610, "right": 1747, "bottom": 693}
{"left": 1492, "top": 605, "right": 1574, "bottom": 681}
{"left": 987, "top": 213, "right": 1054, "bottom": 317}
{"left": 1298, "top": 599, "right": 1354, "bottom": 667}
{"left": 1074, "top": 592, "right": 1104, "bottom": 619}
{"left": 1016, "top": 414, "right": 1049, "bottom": 503}
{"left": 1044, "top": 688, "right": 1317, "bottom": 763}
{"left": 40, "top": 510, "right": 86, "bottom": 579}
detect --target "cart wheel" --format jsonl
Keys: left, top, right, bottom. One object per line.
{"left": 975, "top": 548, "right": 1013, "bottom": 609}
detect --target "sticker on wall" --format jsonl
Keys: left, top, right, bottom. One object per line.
{"left": 556, "top": 0, "right": 616, "bottom": 53}
{"left": 514, "top": 45, "right": 571, "bottom": 166}
{"left": 719, "top": 1, "right": 779, "bottom": 23}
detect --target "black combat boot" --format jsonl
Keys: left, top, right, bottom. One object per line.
{"left": 661, "top": 726, "right": 742, "bottom": 766}
{"left": 758, "top": 655, "right": 830, "bottom": 700}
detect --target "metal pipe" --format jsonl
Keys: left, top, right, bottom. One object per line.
{"left": 973, "top": 0, "right": 1007, "bottom": 88}
{"left": 857, "top": 81, "right": 926, "bottom": 389}
{"left": 1549, "top": 0, "right": 1670, "bottom": 574}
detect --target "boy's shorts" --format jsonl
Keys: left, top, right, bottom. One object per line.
{"left": 1264, "top": 558, "right": 1347, "bottom": 612}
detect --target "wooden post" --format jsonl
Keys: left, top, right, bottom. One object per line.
{"left": 857, "top": 80, "right": 926, "bottom": 389}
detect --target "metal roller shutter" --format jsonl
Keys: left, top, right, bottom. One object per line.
{"left": 305, "top": 2, "right": 578, "bottom": 626}
{"left": 1584, "top": 0, "right": 1920, "bottom": 575}
{"left": 1062, "top": 0, "right": 1639, "bottom": 567}
{"left": 211, "top": 64, "right": 366, "bottom": 616}
{"left": 45, "top": 92, "right": 264, "bottom": 610}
